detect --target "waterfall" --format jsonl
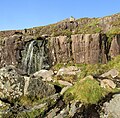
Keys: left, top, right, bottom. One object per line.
{"left": 22, "top": 40, "right": 35, "bottom": 74}
{"left": 22, "top": 39, "right": 49, "bottom": 74}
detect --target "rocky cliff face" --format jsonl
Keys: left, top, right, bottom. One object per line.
{"left": 109, "top": 35, "right": 120, "bottom": 58}
{"left": 0, "top": 13, "right": 120, "bottom": 74}
{"left": 0, "top": 33, "right": 120, "bottom": 74}
{"left": 49, "top": 34, "right": 120, "bottom": 64}
{"left": 71, "top": 34, "right": 107, "bottom": 64}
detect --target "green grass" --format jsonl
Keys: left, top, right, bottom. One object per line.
{"left": 64, "top": 77, "right": 109, "bottom": 104}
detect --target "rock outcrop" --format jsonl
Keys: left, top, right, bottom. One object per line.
{"left": 109, "top": 35, "right": 120, "bottom": 58}
{"left": 51, "top": 34, "right": 120, "bottom": 64}
{"left": 49, "top": 36, "right": 71, "bottom": 64}
{"left": 71, "top": 34, "right": 107, "bottom": 63}
{"left": 0, "top": 33, "right": 120, "bottom": 74}
{"left": 0, "top": 65, "right": 56, "bottom": 117}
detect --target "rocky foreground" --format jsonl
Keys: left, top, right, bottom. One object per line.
{"left": 0, "top": 58, "right": 120, "bottom": 118}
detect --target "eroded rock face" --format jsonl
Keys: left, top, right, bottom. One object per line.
{"left": 49, "top": 34, "right": 108, "bottom": 64}
{"left": 0, "top": 35, "right": 50, "bottom": 74}
{"left": 0, "top": 35, "right": 24, "bottom": 67}
{"left": 0, "top": 33, "right": 120, "bottom": 73}
{"left": 109, "top": 35, "right": 120, "bottom": 58}
{"left": 71, "top": 34, "right": 108, "bottom": 64}
{"left": 21, "top": 39, "right": 50, "bottom": 74}
{"left": 49, "top": 36, "right": 71, "bottom": 64}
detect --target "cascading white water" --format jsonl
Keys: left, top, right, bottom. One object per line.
{"left": 22, "top": 40, "right": 35, "bottom": 74}
{"left": 22, "top": 39, "right": 49, "bottom": 74}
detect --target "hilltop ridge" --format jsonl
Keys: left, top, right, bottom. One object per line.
{"left": 0, "top": 13, "right": 120, "bottom": 38}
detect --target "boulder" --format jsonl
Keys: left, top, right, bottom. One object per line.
{"left": 100, "top": 69, "right": 119, "bottom": 78}
{"left": 0, "top": 65, "right": 24, "bottom": 101}
{"left": 33, "top": 69, "right": 54, "bottom": 82}
{"left": 100, "top": 79, "right": 116, "bottom": 89}
{"left": 0, "top": 65, "right": 56, "bottom": 102}
{"left": 102, "top": 94, "right": 120, "bottom": 118}
{"left": 60, "top": 86, "right": 72, "bottom": 95}
{"left": 57, "top": 66, "right": 80, "bottom": 76}
{"left": 58, "top": 80, "right": 73, "bottom": 86}
{"left": 27, "top": 77, "right": 55, "bottom": 99}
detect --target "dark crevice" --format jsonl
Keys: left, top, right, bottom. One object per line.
{"left": 0, "top": 98, "right": 14, "bottom": 106}
{"left": 40, "top": 95, "right": 65, "bottom": 118}
{"left": 54, "top": 85, "right": 62, "bottom": 93}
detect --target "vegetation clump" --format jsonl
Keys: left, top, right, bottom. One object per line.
{"left": 64, "top": 77, "right": 108, "bottom": 104}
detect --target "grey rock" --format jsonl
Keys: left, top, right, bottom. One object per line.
{"left": 58, "top": 80, "right": 73, "bottom": 86}
{"left": 33, "top": 69, "right": 54, "bottom": 82}
{"left": 46, "top": 108, "right": 59, "bottom": 118}
{"left": 102, "top": 94, "right": 120, "bottom": 118}
{"left": 57, "top": 66, "right": 80, "bottom": 76}
{"left": 69, "top": 102, "right": 77, "bottom": 117}
{"left": 0, "top": 65, "right": 56, "bottom": 102}
{"left": 60, "top": 86, "right": 72, "bottom": 95}
{"left": 0, "top": 65, "right": 24, "bottom": 101}
{"left": 100, "top": 69, "right": 119, "bottom": 78}
{"left": 27, "top": 76, "right": 56, "bottom": 99}
{"left": 100, "top": 79, "right": 116, "bottom": 89}
{"left": 54, "top": 104, "right": 70, "bottom": 118}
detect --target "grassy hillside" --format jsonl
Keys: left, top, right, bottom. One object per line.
{"left": 29, "top": 13, "right": 120, "bottom": 37}
{"left": 0, "top": 13, "right": 120, "bottom": 38}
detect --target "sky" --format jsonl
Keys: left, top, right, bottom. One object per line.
{"left": 0, "top": 0, "right": 120, "bottom": 31}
